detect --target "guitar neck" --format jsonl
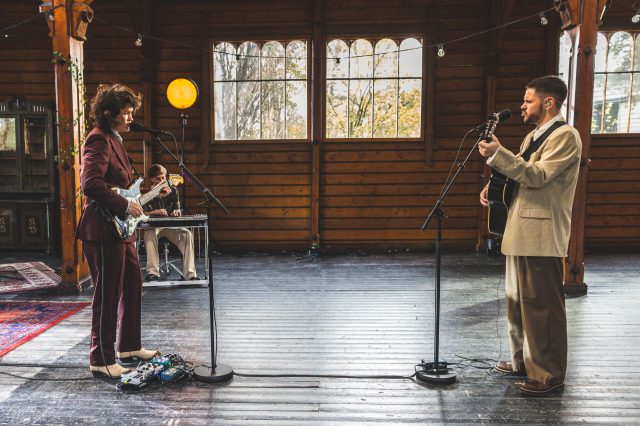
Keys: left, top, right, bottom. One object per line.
{"left": 138, "top": 183, "right": 167, "bottom": 206}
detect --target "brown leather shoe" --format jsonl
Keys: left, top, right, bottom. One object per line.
{"left": 495, "top": 360, "right": 526, "bottom": 376}
{"left": 520, "top": 379, "right": 564, "bottom": 396}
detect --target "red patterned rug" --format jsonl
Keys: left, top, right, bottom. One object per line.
{"left": 0, "top": 301, "right": 89, "bottom": 357}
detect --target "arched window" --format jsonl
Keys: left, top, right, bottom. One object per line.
{"left": 213, "top": 40, "right": 308, "bottom": 141}
{"left": 326, "top": 37, "right": 423, "bottom": 139}
{"left": 558, "top": 31, "right": 640, "bottom": 133}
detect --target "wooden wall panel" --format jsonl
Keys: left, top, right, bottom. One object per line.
{"left": 1, "top": 0, "right": 638, "bottom": 252}
{"left": 0, "top": 7, "right": 54, "bottom": 103}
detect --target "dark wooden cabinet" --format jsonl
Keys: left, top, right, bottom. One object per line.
{"left": 0, "top": 97, "right": 56, "bottom": 251}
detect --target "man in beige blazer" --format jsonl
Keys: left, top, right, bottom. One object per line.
{"left": 478, "top": 75, "right": 582, "bottom": 396}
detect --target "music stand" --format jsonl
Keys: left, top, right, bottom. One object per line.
{"left": 151, "top": 133, "right": 233, "bottom": 383}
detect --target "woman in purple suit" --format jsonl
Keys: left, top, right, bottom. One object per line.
{"left": 76, "top": 83, "right": 159, "bottom": 378}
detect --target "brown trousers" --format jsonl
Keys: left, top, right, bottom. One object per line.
{"left": 83, "top": 240, "right": 143, "bottom": 366}
{"left": 505, "top": 255, "right": 567, "bottom": 385}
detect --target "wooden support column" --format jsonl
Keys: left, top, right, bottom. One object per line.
{"left": 42, "top": 0, "right": 93, "bottom": 290}
{"left": 475, "top": 0, "right": 514, "bottom": 252}
{"left": 310, "top": 0, "right": 324, "bottom": 247}
{"left": 557, "top": 0, "right": 608, "bottom": 295}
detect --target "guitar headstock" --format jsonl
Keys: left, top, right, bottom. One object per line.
{"left": 168, "top": 173, "right": 184, "bottom": 187}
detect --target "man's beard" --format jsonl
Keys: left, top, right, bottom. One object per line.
{"left": 523, "top": 104, "right": 544, "bottom": 125}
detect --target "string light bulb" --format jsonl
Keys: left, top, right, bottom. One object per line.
{"left": 437, "top": 44, "right": 445, "bottom": 58}
{"left": 134, "top": 34, "right": 143, "bottom": 47}
{"left": 632, "top": 9, "right": 640, "bottom": 23}
{"left": 539, "top": 11, "right": 548, "bottom": 26}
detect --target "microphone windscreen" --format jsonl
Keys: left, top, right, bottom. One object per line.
{"left": 497, "top": 109, "right": 512, "bottom": 122}
{"left": 129, "top": 122, "right": 145, "bottom": 132}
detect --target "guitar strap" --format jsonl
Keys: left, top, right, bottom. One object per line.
{"left": 521, "top": 121, "right": 567, "bottom": 161}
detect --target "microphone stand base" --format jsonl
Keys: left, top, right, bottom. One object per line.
{"left": 416, "top": 362, "right": 457, "bottom": 385}
{"left": 193, "top": 364, "right": 233, "bottom": 383}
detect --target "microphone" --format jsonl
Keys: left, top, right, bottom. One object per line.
{"left": 472, "top": 110, "right": 511, "bottom": 132}
{"left": 479, "top": 109, "right": 511, "bottom": 140}
{"left": 129, "top": 121, "right": 170, "bottom": 135}
{"left": 489, "top": 109, "right": 512, "bottom": 123}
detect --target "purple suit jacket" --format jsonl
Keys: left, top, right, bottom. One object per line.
{"left": 76, "top": 128, "right": 137, "bottom": 243}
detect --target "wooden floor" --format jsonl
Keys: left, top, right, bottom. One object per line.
{"left": 0, "top": 250, "right": 639, "bottom": 424}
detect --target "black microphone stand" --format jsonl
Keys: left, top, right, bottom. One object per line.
{"left": 151, "top": 134, "right": 233, "bottom": 383}
{"left": 416, "top": 124, "right": 493, "bottom": 385}
{"left": 178, "top": 113, "right": 188, "bottom": 213}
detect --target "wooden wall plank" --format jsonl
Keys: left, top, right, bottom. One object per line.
{"left": 0, "top": 0, "right": 637, "bottom": 252}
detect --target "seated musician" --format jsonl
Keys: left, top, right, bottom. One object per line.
{"left": 143, "top": 164, "right": 199, "bottom": 281}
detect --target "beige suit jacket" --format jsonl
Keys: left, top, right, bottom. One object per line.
{"left": 487, "top": 125, "right": 582, "bottom": 257}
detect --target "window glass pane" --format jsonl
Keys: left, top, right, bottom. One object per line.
{"left": 286, "top": 81, "right": 307, "bottom": 138}
{"left": 630, "top": 75, "right": 640, "bottom": 132}
{"left": 237, "top": 81, "right": 260, "bottom": 139}
{"left": 399, "top": 38, "right": 422, "bottom": 78}
{"left": 373, "top": 79, "right": 398, "bottom": 138}
{"left": 558, "top": 33, "right": 572, "bottom": 83}
{"left": 286, "top": 40, "right": 307, "bottom": 79}
{"left": 350, "top": 39, "right": 374, "bottom": 79}
{"left": 607, "top": 32, "right": 632, "bottom": 72}
{"left": 262, "top": 41, "right": 285, "bottom": 80}
{"left": 237, "top": 42, "right": 260, "bottom": 81}
{"left": 594, "top": 33, "right": 607, "bottom": 73}
{"left": 591, "top": 74, "right": 605, "bottom": 133}
{"left": 0, "top": 117, "right": 16, "bottom": 154}
{"left": 374, "top": 39, "right": 398, "bottom": 78}
{"left": 214, "top": 42, "right": 236, "bottom": 81}
{"left": 398, "top": 79, "right": 421, "bottom": 137}
{"left": 326, "top": 80, "right": 348, "bottom": 138}
{"left": 214, "top": 82, "right": 236, "bottom": 140}
{"left": 635, "top": 34, "right": 640, "bottom": 71}
{"left": 349, "top": 79, "right": 373, "bottom": 137}
{"left": 604, "top": 73, "right": 631, "bottom": 132}
{"left": 262, "top": 81, "right": 285, "bottom": 139}
{"left": 327, "top": 40, "right": 349, "bottom": 79}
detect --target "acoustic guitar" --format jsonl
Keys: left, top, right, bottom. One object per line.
{"left": 487, "top": 170, "right": 515, "bottom": 236}
{"left": 486, "top": 121, "right": 567, "bottom": 237}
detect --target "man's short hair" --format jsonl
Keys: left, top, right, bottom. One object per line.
{"left": 526, "top": 75, "right": 568, "bottom": 106}
{"left": 148, "top": 164, "right": 167, "bottom": 178}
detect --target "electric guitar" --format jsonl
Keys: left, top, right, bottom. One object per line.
{"left": 96, "top": 174, "right": 182, "bottom": 240}
{"left": 487, "top": 170, "right": 515, "bottom": 236}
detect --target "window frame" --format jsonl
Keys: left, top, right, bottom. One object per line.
{"left": 322, "top": 34, "right": 427, "bottom": 143}
{"left": 210, "top": 36, "right": 313, "bottom": 144}
{"left": 559, "top": 30, "right": 640, "bottom": 136}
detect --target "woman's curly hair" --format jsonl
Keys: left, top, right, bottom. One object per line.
{"left": 88, "top": 83, "right": 142, "bottom": 131}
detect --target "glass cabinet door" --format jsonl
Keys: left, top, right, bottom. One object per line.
{"left": 0, "top": 117, "right": 18, "bottom": 191}
{"left": 23, "top": 116, "right": 50, "bottom": 191}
